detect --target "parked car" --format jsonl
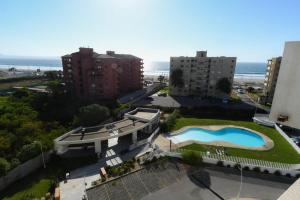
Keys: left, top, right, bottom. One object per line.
{"left": 237, "top": 89, "right": 245, "bottom": 94}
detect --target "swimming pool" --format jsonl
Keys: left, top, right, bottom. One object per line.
{"left": 170, "top": 127, "right": 266, "bottom": 147}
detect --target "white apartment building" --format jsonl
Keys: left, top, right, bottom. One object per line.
{"left": 169, "top": 51, "right": 236, "bottom": 98}
{"left": 260, "top": 57, "right": 282, "bottom": 105}
{"left": 270, "top": 41, "right": 300, "bottom": 129}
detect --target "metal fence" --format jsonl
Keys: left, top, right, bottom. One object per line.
{"left": 174, "top": 148, "right": 300, "bottom": 171}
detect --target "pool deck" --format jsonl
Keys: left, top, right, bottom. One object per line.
{"left": 168, "top": 125, "right": 274, "bottom": 151}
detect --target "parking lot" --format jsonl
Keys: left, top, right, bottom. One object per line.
{"left": 87, "top": 160, "right": 186, "bottom": 200}
{"left": 86, "top": 161, "right": 294, "bottom": 200}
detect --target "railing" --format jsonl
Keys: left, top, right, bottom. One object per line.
{"left": 173, "top": 148, "right": 300, "bottom": 171}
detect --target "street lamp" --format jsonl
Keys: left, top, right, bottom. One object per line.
{"left": 236, "top": 163, "right": 243, "bottom": 200}
{"left": 34, "top": 141, "right": 46, "bottom": 169}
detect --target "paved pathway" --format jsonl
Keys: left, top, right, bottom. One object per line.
{"left": 60, "top": 144, "right": 151, "bottom": 200}
{"left": 86, "top": 163, "right": 295, "bottom": 200}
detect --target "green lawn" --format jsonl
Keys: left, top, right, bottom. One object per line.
{"left": 159, "top": 86, "right": 169, "bottom": 94}
{"left": 0, "top": 155, "right": 97, "bottom": 200}
{"left": 2, "top": 179, "right": 52, "bottom": 200}
{"left": 174, "top": 118, "right": 300, "bottom": 164}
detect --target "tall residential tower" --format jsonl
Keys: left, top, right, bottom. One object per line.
{"left": 62, "top": 48, "right": 143, "bottom": 102}
{"left": 260, "top": 57, "right": 282, "bottom": 105}
{"left": 169, "top": 51, "right": 236, "bottom": 98}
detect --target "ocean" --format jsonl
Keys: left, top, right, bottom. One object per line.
{"left": 0, "top": 58, "right": 266, "bottom": 80}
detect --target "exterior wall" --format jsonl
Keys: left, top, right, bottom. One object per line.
{"left": 270, "top": 41, "right": 300, "bottom": 129}
{"left": 169, "top": 51, "right": 236, "bottom": 98}
{"left": 62, "top": 48, "right": 143, "bottom": 102}
{"left": 262, "top": 57, "right": 282, "bottom": 104}
{"left": 54, "top": 108, "right": 160, "bottom": 155}
{"left": 0, "top": 151, "right": 52, "bottom": 191}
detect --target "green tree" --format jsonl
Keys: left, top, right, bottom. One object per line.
{"left": 216, "top": 78, "right": 232, "bottom": 94}
{"left": 17, "top": 143, "right": 41, "bottom": 162}
{"left": 170, "top": 69, "right": 184, "bottom": 88}
{"left": 0, "top": 157, "right": 10, "bottom": 176}
{"left": 165, "top": 109, "right": 180, "bottom": 131}
{"left": 73, "top": 104, "right": 110, "bottom": 126}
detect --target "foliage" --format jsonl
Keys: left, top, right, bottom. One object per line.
{"left": 30, "top": 81, "right": 79, "bottom": 124}
{"left": 17, "top": 143, "right": 41, "bottom": 162}
{"left": 182, "top": 151, "right": 203, "bottom": 166}
{"left": 216, "top": 78, "right": 231, "bottom": 94}
{"left": 105, "top": 159, "right": 135, "bottom": 176}
{"left": 216, "top": 160, "right": 223, "bottom": 166}
{"left": 0, "top": 154, "right": 97, "bottom": 200}
{"left": 164, "top": 109, "right": 180, "bottom": 132}
{"left": 0, "top": 157, "right": 10, "bottom": 176}
{"left": 73, "top": 104, "right": 110, "bottom": 126}
{"left": 0, "top": 92, "right": 66, "bottom": 176}
{"left": 44, "top": 71, "right": 62, "bottom": 80}
{"left": 176, "top": 118, "right": 300, "bottom": 163}
{"left": 158, "top": 75, "right": 165, "bottom": 83}
{"left": 170, "top": 69, "right": 184, "bottom": 88}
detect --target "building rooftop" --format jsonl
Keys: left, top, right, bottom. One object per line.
{"left": 62, "top": 48, "right": 141, "bottom": 60}
{"left": 59, "top": 119, "right": 147, "bottom": 142}
{"left": 131, "top": 111, "right": 158, "bottom": 121}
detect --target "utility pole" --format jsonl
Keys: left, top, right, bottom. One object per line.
{"left": 35, "top": 141, "right": 46, "bottom": 169}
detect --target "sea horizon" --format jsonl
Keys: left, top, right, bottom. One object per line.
{"left": 0, "top": 58, "right": 267, "bottom": 79}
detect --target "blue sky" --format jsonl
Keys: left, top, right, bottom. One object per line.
{"left": 1, "top": 0, "right": 300, "bottom": 62}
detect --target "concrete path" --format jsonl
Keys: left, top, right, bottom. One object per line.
{"left": 60, "top": 144, "right": 151, "bottom": 200}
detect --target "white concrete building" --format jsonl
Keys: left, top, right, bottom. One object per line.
{"left": 54, "top": 108, "right": 160, "bottom": 155}
{"left": 260, "top": 57, "right": 282, "bottom": 105}
{"left": 169, "top": 51, "right": 236, "bottom": 98}
{"left": 270, "top": 41, "right": 300, "bottom": 129}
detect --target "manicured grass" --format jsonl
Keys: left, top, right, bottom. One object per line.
{"left": 174, "top": 118, "right": 300, "bottom": 164}
{"left": 159, "top": 86, "right": 169, "bottom": 94}
{"left": 2, "top": 179, "right": 52, "bottom": 200}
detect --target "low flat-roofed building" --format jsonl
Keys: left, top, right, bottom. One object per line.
{"left": 54, "top": 108, "right": 160, "bottom": 155}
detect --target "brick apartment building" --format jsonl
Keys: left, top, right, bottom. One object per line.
{"left": 62, "top": 48, "right": 143, "bottom": 102}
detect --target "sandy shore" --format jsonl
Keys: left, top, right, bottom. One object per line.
{"left": 0, "top": 68, "right": 264, "bottom": 87}
{"left": 144, "top": 74, "right": 264, "bottom": 87}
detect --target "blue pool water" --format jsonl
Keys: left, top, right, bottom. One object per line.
{"left": 170, "top": 127, "right": 266, "bottom": 147}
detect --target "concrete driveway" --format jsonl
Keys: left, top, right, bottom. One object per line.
{"left": 142, "top": 166, "right": 294, "bottom": 200}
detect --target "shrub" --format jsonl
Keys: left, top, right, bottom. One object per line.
{"left": 234, "top": 163, "right": 241, "bottom": 170}
{"left": 263, "top": 169, "right": 269, "bottom": 174}
{"left": 274, "top": 170, "right": 281, "bottom": 176}
{"left": 0, "top": 157, "right": 10, "bottom": 176}
{"left": 253, "top": 167, "right": 261, "bottom": 172}
{"left": 243, "top": 166, "right": 250, "bottom": 171}
{"left": 10, "top": 158, "right": 21, "bottom": 169}
{"left": 165, "top": 109, "right": 180, "bottom": 131}
{"left": 216, "top": 160, "right": 223, "bottom": 167}
{"left": 73, "top": 104, "right": 110, "bottom": 126}
{"left": 182, "top": 151, "right": 203, "bottom": 166}
{"left": 226, "top": 164, "right": 231, "bottom": 168}
{"left": 285, "top": 173, "right": 291, "bottom": 178}
{"left": 17, "top": 142, "right": 40, "bottom": 162}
